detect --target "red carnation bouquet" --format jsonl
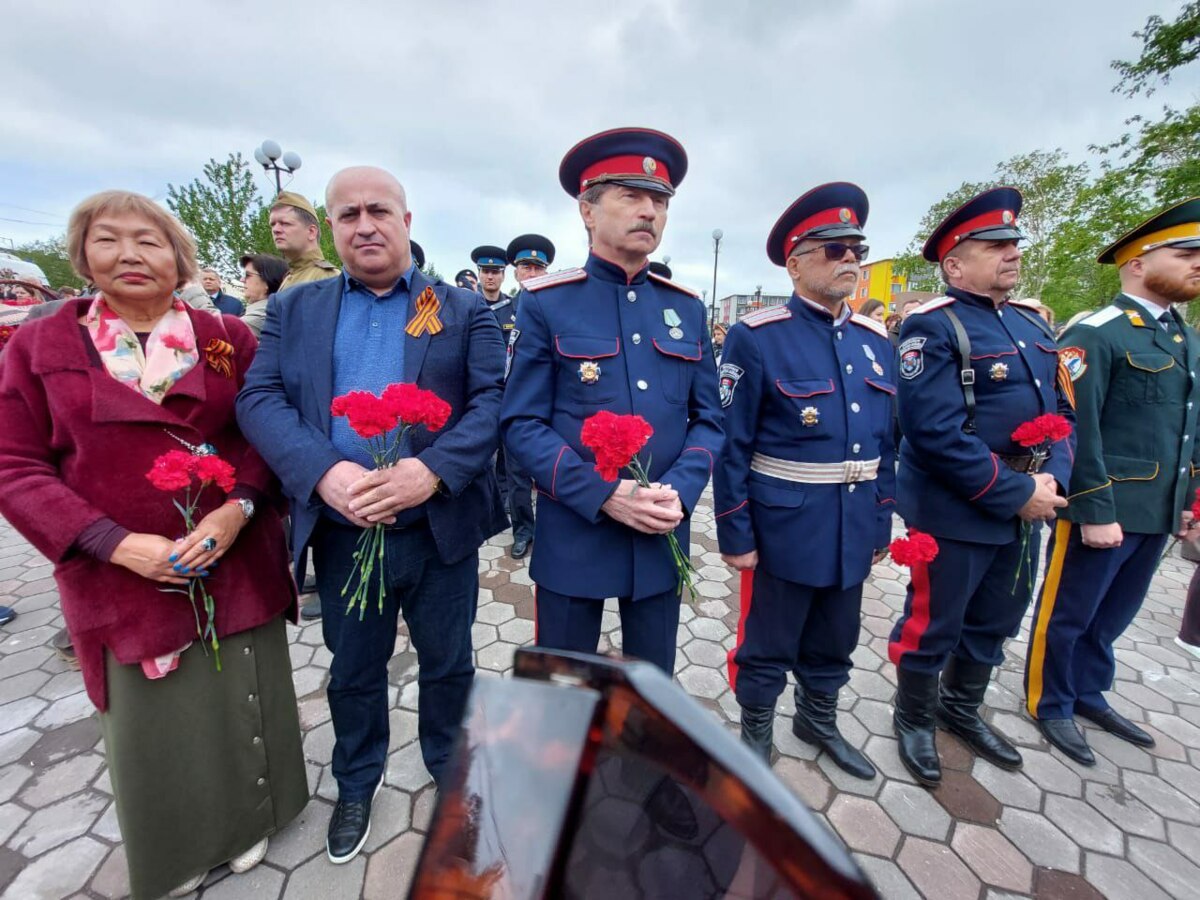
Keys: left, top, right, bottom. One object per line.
{"left": 580, "top": 411, "right": 699, "bottom": 602}
{"left": 1009, "top": 413, "right": 1072, "bottom": 593}
{"left": 332, "top": 384, "right": 451, "bottom": 619}
{"left": 146, "top": 448, "right": 237, "bottom": 670}
{"left": 889, "top": 529, "right": 939, "bottom": 567}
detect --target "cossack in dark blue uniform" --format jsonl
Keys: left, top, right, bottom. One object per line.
{"left": 713, "top": 182, "right": 895, "bottom": 777}
{"left": 499, "top": 126, "right": 723, "bottom": 675}
{"left": 887, "top": 186, "right": 1077, "bottom": 787}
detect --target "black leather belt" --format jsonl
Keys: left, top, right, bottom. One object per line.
{"left": 998, "top": 453, "right": 1044, "bottom": 474}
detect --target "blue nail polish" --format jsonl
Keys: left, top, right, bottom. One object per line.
{"left": 169, "top": 554, "right": 178, "bottom": 562}
{"left": 181, "top": 566, "right": 190, "bottom": 574}
{"left": 172, "top": 564, "right": 182, "bottom": 572}
{"left": 199, "top": 569, "right": 209, "bottom": 577}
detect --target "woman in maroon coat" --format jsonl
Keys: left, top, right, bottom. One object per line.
{"left": 0, "top": 191, "right": 306, "bottom": 899}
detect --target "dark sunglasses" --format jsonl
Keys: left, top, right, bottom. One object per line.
{"left": 794, "top": 242, "right": 870, "bottom": 262}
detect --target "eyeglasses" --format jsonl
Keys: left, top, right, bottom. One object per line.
{"left": 793, "top": 242, "right": 870, "bottom": 262}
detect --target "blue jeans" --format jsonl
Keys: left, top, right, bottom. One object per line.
{"left": 314, "top": 520, "right": 477, "bottom": 798}
{"left": 535, "top": 586, "right": 680, "bottom": 673}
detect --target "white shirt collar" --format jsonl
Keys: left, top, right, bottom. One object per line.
{"left": 799, "top": 294, "right": 852, "bottom": 326}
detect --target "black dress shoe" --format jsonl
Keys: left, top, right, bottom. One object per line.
{"left": 300, "top": 595, "right": 323, "bottom": 620}
{"left": 510, "top": 538, "right": 531, "bottom": 560}
{"left": 1037, "top": 717, "right": 1095, "bottom": 765}
{"left": 1076, "top": 704, "right": 1155, "bottom": 748}
{"left": 793, "top": 685, "right": 876, "bottom": 780}
{"left": 327, "top": 784, "right": 379, "bottom": 864}
{"left": 894, "top": 668, "right": 942, "bottom": 787}
{"left": 936, "top": 658, "right": 1022, "bottom": 770}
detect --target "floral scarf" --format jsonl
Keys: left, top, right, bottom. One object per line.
{"left": 85, "top": 294, "right": 199, "bottom": 403}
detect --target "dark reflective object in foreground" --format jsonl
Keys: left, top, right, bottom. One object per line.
{"left": 410, "top": 649, "right": 876, "bottom": 899}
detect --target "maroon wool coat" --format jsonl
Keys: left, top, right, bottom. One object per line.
{"left": 0, "top": 298, "right": 297, "bottom": 710}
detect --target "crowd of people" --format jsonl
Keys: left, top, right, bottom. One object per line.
{"left": 0, "top": 124, "right": 1198, "bottom": 898}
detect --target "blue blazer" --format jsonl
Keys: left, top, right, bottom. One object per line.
{"left": 236, "top": 269, "right": 509, "bottom": 580}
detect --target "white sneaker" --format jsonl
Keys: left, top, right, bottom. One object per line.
{"left": 168, "top": 873, "right": 205, "bottom": 897}
{"left": 1175, "top": 636, "right": 1200, "bottom": 660}
{"left": 229, "top": 837, "right": 269, "bottom": 874}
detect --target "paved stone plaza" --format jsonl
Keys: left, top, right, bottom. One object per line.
{"left": 2, "top": 493, "right": 1200, "bottom": 899}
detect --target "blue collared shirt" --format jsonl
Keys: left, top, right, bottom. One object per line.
{"left": 331, "top": 266, "right": 415, "bottom": 469}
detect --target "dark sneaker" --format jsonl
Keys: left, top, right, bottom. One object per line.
{"left": 300, "top": 595, "right": 323, "bottom": 621}
{"left": 326, "top": 782, "right": 379, "bottom": 864}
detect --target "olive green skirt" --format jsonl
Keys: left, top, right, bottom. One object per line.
{"left": 99, "top": 616, "right": 308, "bottom": 900}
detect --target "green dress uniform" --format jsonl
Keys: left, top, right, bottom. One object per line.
{"left": 280, "top": 249, "right": 340, "bottom": 291}
{"left": 1025, "top": 197, "right": 1200, "bottom": 765}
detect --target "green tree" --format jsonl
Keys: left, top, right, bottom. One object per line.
{"left": 166, "top": 153, "right": 270, "bottom": 280}
{"left": 1112, "top": 0, "right": 1200, "bottom": 96}
{"left": 11, "top": 235, "right": 84, "bottom": 289}
{"left": 895, "top": 180, "right": 986, "bottom": 292}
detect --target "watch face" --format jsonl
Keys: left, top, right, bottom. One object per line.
{"left": 239, "top": 499, "right": 255, "bottom": 518}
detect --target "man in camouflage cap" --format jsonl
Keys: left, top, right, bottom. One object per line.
{"left": 270, "top": 191, "right": 340, "bottom": 290}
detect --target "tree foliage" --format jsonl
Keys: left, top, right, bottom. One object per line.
{"left": 1112, "top": 0, "right": 1200, "bottom": 96}
{"left": 11, "top": 235, "right": 84, "bottom": 289}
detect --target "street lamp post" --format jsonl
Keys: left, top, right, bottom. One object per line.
{"left": 253, "top": 140, "right": 302, "bottom": 196}
{"left": 710, "top": 228, "right": 723, "bottom": 330}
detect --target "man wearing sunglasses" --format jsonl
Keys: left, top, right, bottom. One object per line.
{"left": 888, "top": 187, "right": 1074, "bottom": 787}
{"left": 715, "top": 183, "right": 895, "bottom": 778}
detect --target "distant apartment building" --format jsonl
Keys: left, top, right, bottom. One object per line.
{"left": 718, "top": 289, "right": 790, "bottom": 324}
{"left": 853, "top": 257, "right": 908, "bottom": 313}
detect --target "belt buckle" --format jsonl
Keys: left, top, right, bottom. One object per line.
{"left": 844, "top": 460, "right": 864, "bottom": 483}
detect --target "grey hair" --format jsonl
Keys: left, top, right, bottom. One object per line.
{"left": 577, "top": 183, "right": 614, "bottom": 245}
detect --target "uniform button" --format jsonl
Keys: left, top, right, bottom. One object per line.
{"left": 1183, "top": 467, "right": 1188, "bottom": 474}
{"left": 627, "top": 291, "right": 637, "bottom": 302}
{"left": 637, "top": 380, "right": 649, "bottom": 390}
{"left": 243, "top": 647, "right": 251, "bottom": 656}
{"left": 253, "top": 736, "right": 262, "bottom": 745}
{"left": 1186, "top": 435, "right": 1191, "bottom": 442}
{"left": 257, "top": 777, "right": 266, "bottom": 786}
{"left": 1034, "top": 379, "right": 1042, "bottom": 387}
{"left": 836, "top": 332, "right": 844, "bottom": 341}
{"left": 850, "top": 402, "right": 860, "bottom": 413}
{"left": 845, "top": 364, "right": 854, "bottom": 374}
{"left": 852, "top": 443, "right": 861, "bottom": 453}
{"left": 848, "top": 484, "right": 857, "bottom": 493}
{"left": 1018, "top": 340, "right": 1027, "bottom": 348}
{"left": 632, "top": 333, "right": 642, "bottom": 344}
{"left": 1190, "top": 402, "right": 1195, "bottom": 410}
{"left": 248, "top": 693, "right": 256, "bottom": 702}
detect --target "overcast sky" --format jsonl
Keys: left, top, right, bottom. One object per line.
{"left": 1, "top": 0, "right": 1194, "bottom": 297}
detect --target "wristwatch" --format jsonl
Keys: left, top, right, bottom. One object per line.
{"left": 228, "top": 498, "right": 256, "bottom": 521}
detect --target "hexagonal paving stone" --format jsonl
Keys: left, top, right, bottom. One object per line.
{"left": 827, "top": 795, "right": 901, "bottom": 856}
{"left": 8, "top": 789, "right": 107, "bottom": 856}
{"left": 498, "top": 618, "right": 535, "bottom": 645}
{"left": 950, "top": 823, "right": 1032, "bottom": 893}
{"left": 1085, "top": 853, "right": 1172, "bottom": 900}
{"left": 475, "top": 603, "right": 514, "bottom": 626}
{"left": 853, "top": 854, "right": 921, "bottom": 900}
{"left": 897, "top": 836, "right": 981, "bottom": 899}
{"left": 470, "top": 622, "right": 498, "bottom": 647}
{"left": 1044, "top": 794, "right": 1124, "bottom": 854}
{"left": 17, "top": 750, "right": 103, "bottom": 807}
{"left": 681, "top": 639, "right": 727, "bottom": 668}
{"left": 878, "top": 781, "right": 952, "bottom": 840}
{"left": 676, "top": 666, "right": 728, "bottom": 700}
{"left": 772, "top": 757, "right": 832, "bottom": 812}
{"left": 971, "top": 759, "right": 1042, "bottom": 812}
{"left": 5, "top": 835, "right": 108, "bottom": 899}
{"left": 686, "top": 616, "right": 729, "bottom": 641}
{"left": 1085, "top": 781, "right": 1166, "bottom": 840}
{"left": 364, "top": 831, "right": 425, "bottom": 900}
{"left": 282, "top": 848, "right": 366, "bottom": 900}
{"left": 997, "top": 807, "right": 1081, "bottom": 874}
{"left": 476, "top": 641, "right": 517, "bottom": 672}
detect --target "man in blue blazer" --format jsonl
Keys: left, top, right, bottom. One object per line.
{"left": 237, "top": 166, "right": 507, "bottom": 865}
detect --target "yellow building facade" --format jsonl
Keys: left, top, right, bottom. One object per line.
{"left": 852, "top": 257, "right": 908, "bottom": 313}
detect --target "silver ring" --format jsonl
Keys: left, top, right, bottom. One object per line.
{"left": 201, "top": 537, "right": 217, "bottom": 552}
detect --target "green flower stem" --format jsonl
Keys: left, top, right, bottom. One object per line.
{"left": 626, "top": 458, "right": 700, "bottom": 604}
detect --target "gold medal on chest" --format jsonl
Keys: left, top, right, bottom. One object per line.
{"left": 989, "top": 362, "right": 1009, "bottom": 381}
{"left": 579, "top": 361, "right": 602, "bottom": 384}
{"left": 800, "top": 406, "right": 820, "bottom": 426}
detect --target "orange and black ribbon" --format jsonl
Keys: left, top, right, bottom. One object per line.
{"left": 204, "top": 338, "right": 235, "bottom": 379}
{"left": 1055, "top": 357, "right": 1076, "bottom": 410}
{"left": 405, "top": 287, "right": 444, "bottom": 338}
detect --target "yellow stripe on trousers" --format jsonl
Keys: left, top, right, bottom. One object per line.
{"left": 1025, "top": 518, "right": 1073, "bottom": 719}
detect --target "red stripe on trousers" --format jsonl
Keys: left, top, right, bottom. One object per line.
{"left": 727, "top": 569, "right": 755, "bottom": 692}
{"left": 889, "top": 559, "right": 931, "bottom": 667}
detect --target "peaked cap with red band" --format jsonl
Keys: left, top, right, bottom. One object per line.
{"left": 922, "top": 186, "right": 1025, "bottom": 263}
{"left": 559, "top": 127, "right": 688, "bottom": 198}
{"left": 766, "top": 182, "right": 869, "bottom": 267}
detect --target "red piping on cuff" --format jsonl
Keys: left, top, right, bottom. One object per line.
{"left": 549, "top": 446, "right": 568, "bottom": 499}
{"left": 716, "top": 499, "right": 748, "bottom": 519}
{"left": 683, "top": 446, "right": 714, "bottom": 474}
{"left": 969, "top": 454, "right": 1000, "bottom": 501}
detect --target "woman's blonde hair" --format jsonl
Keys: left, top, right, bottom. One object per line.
{"left": 66, "top": 190, "right": 199, "bottom": 289}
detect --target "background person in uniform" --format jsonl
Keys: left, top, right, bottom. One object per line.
{"left": 716, "top": 183, "right": 896, "bottom": 778}
{"left": 1025, "top": 198, "right": 1200, "bottom": 765}
{"left": 455, "top": 269, "right": 479, "bottom": 292}
{"left": 500, "top": 127, "right": 723, "bottom": 674}
{"left": 270, "top": 191, "right": 340, "bottom": 291}
{"left": 889, "top": 188, "right": 1074, "bottom": 787}
{"left": 410, "top": 240, "right": 426, "bottom": 272}
{"left": 237, "top": 166, "right": 507, "bottom": 864}
{"left": 0, "top": 190, "right": 305, "bottom": 898}
{"left": 239, "top": 253, "right": 288, "bottom": 339}
{"left": 473, "top": 244, "right": 518, "bottom": 526}
{"left": 500, "top": 233, "right": 556, "bottom": 559}
{"left": 200, "top": 266, "right": 245, "bottom": 316}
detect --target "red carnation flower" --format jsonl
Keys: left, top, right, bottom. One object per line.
{"left": 146, "top": 450, "right": 196, "bottom": 492}
{"left": 581, "top": 411, "right": 654, "bottom": 481}
{"left": 1011, "top": 413, "right": 1072, "bottom": 448}
{"left": 161, "top": 333, "right": 193, "bottom": 353}
{"left": 193, "top": 455, "right": 237, "bottom": 493}
{"left": 331, "top": 390, "right": 400, "bottom": 439}
{"left": 382, "top": 383, "right": 451, "bottom": 431}
{"left": 890, "top": 529, "right": 939, "bottom": 567}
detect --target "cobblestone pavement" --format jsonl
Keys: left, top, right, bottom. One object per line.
{"left": 3, "top": 494, "right": 1200, "bottom": 899}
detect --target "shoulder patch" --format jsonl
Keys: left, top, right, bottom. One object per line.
{"left": 850, "top": 313, "right": 888, "bottom": 339}
{"left": 1059, "top": 346, "right": 1087, "bottom": 381}
{"left": 1077, "top": 305, "right": 1123, "bottom": 328}
{"left": 522, "top": 267, "right": 586, "bottom": 292}
{"left": 741, "top": 306, "right": 792, "bottom": 329}
{"left": 911, "top": 296, "right": 955, "bottom": 316}
{"left": 647, "top": 271, "right": 701, "bottom": 299}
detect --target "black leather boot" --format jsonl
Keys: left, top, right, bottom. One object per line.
{"left": 793, "top": 684, "right": 876, "bottom": 780}
{"left": 739, "top": 704, "right": 776, "bottom": 764}
{"left": 894, "top": 668, "right": 942, "bottom": 786}
{"left": 936, "top": 657, "right": 1023, "bottom": 770}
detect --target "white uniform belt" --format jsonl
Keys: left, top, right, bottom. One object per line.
{"left": 750, "top": 453, "right": 880, "bottom": 484}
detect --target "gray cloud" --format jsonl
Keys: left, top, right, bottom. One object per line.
{"left": 1, "top": 0, "right": 1191, "bottom": 300}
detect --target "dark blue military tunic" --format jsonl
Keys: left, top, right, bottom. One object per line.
{"left": 889, "top": 287, "right": 1076, "bottom": 673}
